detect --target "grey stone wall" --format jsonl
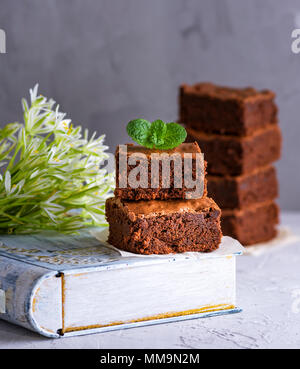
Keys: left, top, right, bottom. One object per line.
{"left": 0, "top": 0, "right": 299, "bottom": 209}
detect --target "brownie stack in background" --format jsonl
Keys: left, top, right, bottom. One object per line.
{"left": 105, "top": 142, "right": 223, "bottom": 254}
{"left": 179, "top": 82, "right": 282, "bottom": 246}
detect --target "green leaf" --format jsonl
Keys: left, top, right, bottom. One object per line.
{"left": 126, "top": 119, "right": 187, "bottom": 150}
{"left": 148, "top": 120, "right": 167, "bottom": 147}
{"left": 0, "top": 85, "right": 114, "bottom": 234}
{"left": 156, "top": 122, "right": 187, "bottom": 150}
{"left": 126, "top": 119, "right": 151, "bottom": 146}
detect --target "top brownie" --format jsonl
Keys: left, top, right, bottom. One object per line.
{"left": 179, "top": 82, "right": 278, "bottom": 136}
{"left": 114, "top": 142, "right": 207, "bottom": 201}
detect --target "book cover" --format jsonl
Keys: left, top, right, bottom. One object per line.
{"left": 0, "top": 228, "right": 243, "bottom": 338}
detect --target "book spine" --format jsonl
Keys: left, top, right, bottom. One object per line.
{"left": 0, "top": 255, "right": 60, "bottom": 337}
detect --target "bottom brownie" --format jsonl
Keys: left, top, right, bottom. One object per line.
{"left": 105, "top": 197, "right": 222, "bottom": 254}
{"left": 221, "top": 201, "right": 279, "bottom": 246}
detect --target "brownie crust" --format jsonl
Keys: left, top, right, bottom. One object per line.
{"left": 207, "top": 166, "right": 278, "bottom": 209}
{"left": 105, "top": 197, "right": 222, "bottom": 254}
{"left": 180, "top": 82, "right": 278, "bottom": 136}
{"left": 186, "top": 125, "right": 281, "bottom": 176}
{"left": 115, "top": 142, "right": 207, "bottom": 201}
{"left": 221, "top": 201, "right": 279, "bottom": 246}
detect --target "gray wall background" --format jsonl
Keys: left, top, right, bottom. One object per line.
{"left": 0, "top": 0, "right": 299, "bottom": 209}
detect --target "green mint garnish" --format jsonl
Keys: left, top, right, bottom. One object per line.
{"left": 126, "top": 119, "right": 187, "bottom": 150}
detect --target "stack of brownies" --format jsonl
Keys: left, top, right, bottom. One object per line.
{"left": 106, "top": 142, "right": 222, "bottom": 254}
{"left": 179, "top": 82, "right": 282, "bottom": 246}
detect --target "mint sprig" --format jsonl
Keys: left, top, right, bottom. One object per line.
{"left": 126, "top": 119, "right": 187, "bottom": 150}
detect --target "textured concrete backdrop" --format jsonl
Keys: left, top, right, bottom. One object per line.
{"left": 0, "top": 0, "right": 299, "bottom": 209}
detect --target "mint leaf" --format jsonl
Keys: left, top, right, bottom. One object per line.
{"left": 149, "top": 120, "right": 167, "bottom": 147}
{"left": 126, "top": 119, "right": 151, "bottom": 146}
{"left": 157, "top": 122, "right": 187, "bottom": 150}
{"left": 126, "top": 119, "right": 187, "bottom": 150}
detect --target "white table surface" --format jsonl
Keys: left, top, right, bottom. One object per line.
{"left": 0, "top": 211, "right": 299, "bottom": 349}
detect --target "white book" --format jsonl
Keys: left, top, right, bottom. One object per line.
{"left": 0, "top": 228, "right": 243, "bottom": 338}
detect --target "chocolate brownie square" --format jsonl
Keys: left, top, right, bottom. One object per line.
{"left": 180, "top": 82, "right": 278, "bottom": 136}
{"left": 221, "top": 201, "right": 279, "bottom": 245}
{"left": 105, "top": 197, "right": 222, "bottom": 254}
{"left": 207, "top": 166, "right": 278, "bottom": 209}
{"left": 186, "top": 125, "right": 281, "bottom": 176}
{"left": 114, "top": 142, "right": 207, "bottom": 201}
